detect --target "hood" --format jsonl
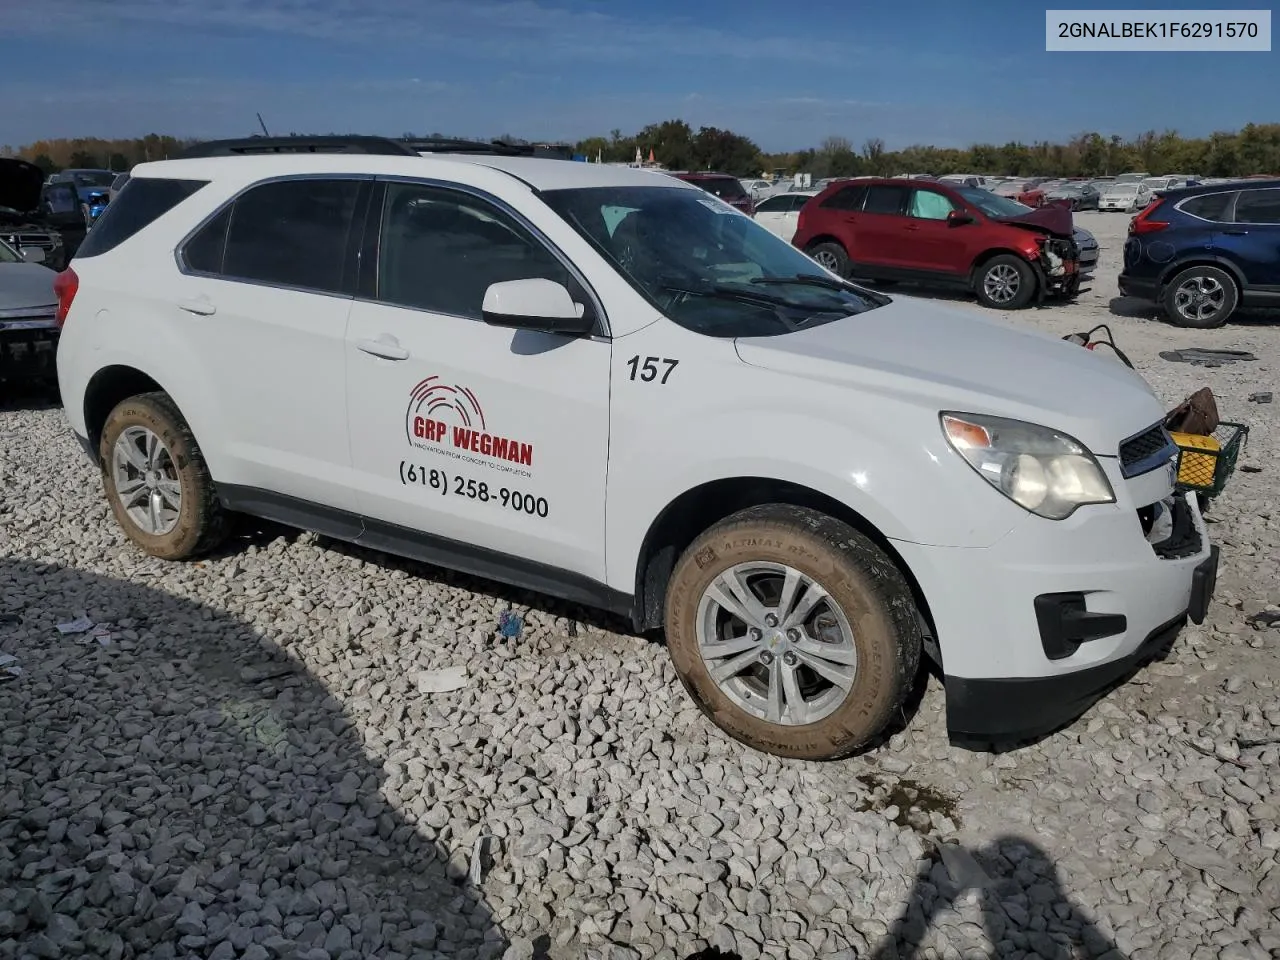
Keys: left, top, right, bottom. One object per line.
{"left": 991, "top": 203, "right": 1073, "bottom": 238}
{"left": 0, "top": 158, "right": 45, "bottom": 215}
{"left": 0, "top": 261, "right": 58, "bottom": 313}
{"left": 1074, "top": 226, "right": 1096, "bottom": 245}
{"left": 733, "top": 297, "right": 1164, "bottom": 456}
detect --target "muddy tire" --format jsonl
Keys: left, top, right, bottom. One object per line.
{"left": 806, "top": 241, "right": 850, "bottom": 278}
{"left": 974, "top": 254, "right": 1036, "bottom": 310}
{"left": 99, "top": 391, "right": 228, "bottom": 560}
{"left": 1161, "top": 265, "right": 1238, "bottom": 329}
{"left": 664, "top": 504, "right": 922, "bottom": 760}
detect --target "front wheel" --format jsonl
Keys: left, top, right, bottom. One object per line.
{"left": 100, "top": 391, "right": 229, "bottom": 559}
{"left": 663, "top": 505, "right": 923, "bottom": 760}
{"left": 806, "top": 241, "right": 849, "bottom": 277}
{"left": 974, "top": 254, "right": 1036, "bottom": 309}
{"left": 1161, "top": 265, "right": 1238, "bottom": 328}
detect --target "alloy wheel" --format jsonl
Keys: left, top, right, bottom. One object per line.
{"left": 111, "top": 426, "right": 182, "bottom": 535}
{"left": 1173, "top": 275, "right": 1227, "bottom": 324}
{"left": 695, "top": 561, "right": 858, "bottom": 726}
{"left": 982, "top": 263, "right": 1021, "bottom": 304}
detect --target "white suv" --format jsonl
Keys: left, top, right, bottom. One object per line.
{"left": 54, "top": 136, "right": 1218, "bottom": 760}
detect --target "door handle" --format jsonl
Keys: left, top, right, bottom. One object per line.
{"left": 905, "top": 223, "right": 920, "bottom": 231}
{"left": 355, "top": 336, "right": 409, "bottom": 361}
{"left": 1221, "top": 229, "right": 1249, "bottom": 236}
{"left": 177, "top": 298, "right": 216, "bottom": 316}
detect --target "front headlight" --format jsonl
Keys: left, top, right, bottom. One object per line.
{"left": 941, "top": 412, "right": 1115, "bottom": 520}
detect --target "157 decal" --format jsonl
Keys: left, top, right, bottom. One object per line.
{"left": 399, "top": 462, "right": 549, "bottom": 518}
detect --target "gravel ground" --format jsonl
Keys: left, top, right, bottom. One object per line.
{"left": 2, "top": 211, "right": 1278, "bottom": 960}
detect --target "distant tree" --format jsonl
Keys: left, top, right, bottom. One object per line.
{"left": 692, "top": 126, "right": 761, "bottom": 177}
{"left": 861, "top": 137, "right": 886, "bottom": 174}
{"left": 636, "top": 119, "right": 695, "bottom": 170}
{"left": 32, "top": 153, "right": 58, "bottom": 175}
{"left": 68, "top": 150, "right": 100, "bottom": 168}
{"left": 107, "top": 152, "right": 129, "bottom": 171}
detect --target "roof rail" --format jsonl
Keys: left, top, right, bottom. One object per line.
{"left": 177, "top": 135, "right": 420, "bottom": 159}
{"left": 404, "top": 137, "right": 534, "bottom": 156}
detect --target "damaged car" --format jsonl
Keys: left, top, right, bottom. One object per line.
{"left": 793, "top": 178, "right": 1080, "bottom": 309}
{"left": 1, "top": 158, "right": 67, "bottom": 270}
{"left": 0, "top": 235, "right": 59, "bottom": 387}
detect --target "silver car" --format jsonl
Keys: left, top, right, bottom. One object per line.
{"left": 0, "top": 237, "right": 59, "bottom": 384}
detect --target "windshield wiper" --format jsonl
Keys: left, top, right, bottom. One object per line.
{"left": 660, "top": 282, "right": 794, "bottom": 308}
{"left": 749, "top": 273, "right": 847, "bottom": 291}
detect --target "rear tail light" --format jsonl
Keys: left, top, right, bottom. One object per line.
{"left": 1130, "top": 199, "right": 1168, "bottom": 235}
{"left": 53, "top": 267, "right": 79, "bottom": 328}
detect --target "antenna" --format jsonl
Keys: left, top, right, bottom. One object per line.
{"left": 256, "top": 113, "right": 271, "bottom": 137}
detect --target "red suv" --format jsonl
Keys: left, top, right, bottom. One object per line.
{"left": 671, "top": 172, "right": 755, "bottom": 216}
{"left": 792, "top": 178, "right": 1080, "bottom": 309}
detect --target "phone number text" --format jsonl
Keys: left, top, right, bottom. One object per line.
{"left": 398, "top": 462, "right": 549, "bottom": 518}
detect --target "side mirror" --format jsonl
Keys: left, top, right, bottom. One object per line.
{"left": 481, "top": 278, "right": 594, "bottom": 336}
{"left": 19, "top": 246, "right": 45, "bottom": 264}
{"left": 946, "top": 210, "right": 975, "bottom": 226}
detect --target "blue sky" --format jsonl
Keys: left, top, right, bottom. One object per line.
{"left": 4, "top": 0, "right": 1276, "bottom": 152}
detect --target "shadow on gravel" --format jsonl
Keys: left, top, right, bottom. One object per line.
{"left": 0, "top": 557, "right": 504, "bottom": 960}
{"left": 871, "top": 835, "right": 1124, "bottom": 959}
{"left": 317, "top": 538, "right": 635, "bottom": 639}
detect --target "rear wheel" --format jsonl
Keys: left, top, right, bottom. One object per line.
{"left": 974, "top": 254, "right": 1036, "bottom": 309}
{"left": 806, "top": 241, "right": 849, "bottom": 277}
{"left": 1162, "top": 265, "right": 1238, "bottom": 328}
{"left": 663, "top": 505, "right": 922, "bottom": 760}
{"left": 100, "top": 392, "right": 228, "bottom": 559}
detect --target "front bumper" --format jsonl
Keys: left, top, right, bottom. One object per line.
{"left": 893, "top": 483, "right": 1215, "bottom": 744}
{"left": 0, "top": 328, "right": 59, "bottom": 382}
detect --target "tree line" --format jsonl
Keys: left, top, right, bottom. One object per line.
{"left": 7, "top": 122, "right": 1280, "bottom": 180}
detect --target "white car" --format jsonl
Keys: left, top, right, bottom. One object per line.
{"left": 54, "top": 136, "right": 1217, "bottom": 760}
{"left": 751, "top": 190, "right": 817, "bottom": 241}
{"left": 1099, "top": 183, "right": 1153, "bottom": 212}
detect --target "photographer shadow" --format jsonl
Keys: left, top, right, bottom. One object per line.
{"left": 0, "top": 557, "right": 504, "bottom": 959}
{"left": 872, "top": 835, "right": 1125, "bottom": 960}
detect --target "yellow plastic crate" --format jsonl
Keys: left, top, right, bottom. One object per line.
{"left": 1169, "top": 431, "right": 1221, "bottom": 489}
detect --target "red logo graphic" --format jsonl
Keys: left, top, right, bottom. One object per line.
{"left": 405, "top": 377, "right": 534, "bottom": 468}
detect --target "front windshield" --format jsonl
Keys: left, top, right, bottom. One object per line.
{"left": 0, "top": 239, "right": 19, "bottom": 264}
{"left": 954, "top": 187, "right": 1033, "bottom": 217}
{"left": 541, "top": 185, "right": 888, "bottom": 337}
{"left": 1105, "top": 184, "right": 1138, "bottom": 195}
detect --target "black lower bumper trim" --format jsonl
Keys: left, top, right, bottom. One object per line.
{"left": 945, "top": 612, "right": 1188, "bottom": 744}
{"left": 1188, "top": 545, "right": 1219, "bottom": 625}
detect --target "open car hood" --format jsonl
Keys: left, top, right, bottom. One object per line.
{"left": 992, "top": 203, "right": 1073, "bottom": 238}
{"left": 0, "top": 158, "right": 45, "bottom": 215}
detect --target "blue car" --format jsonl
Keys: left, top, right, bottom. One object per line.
{"left": 1119, "top": 178, "right": 1280, "bottom": 327}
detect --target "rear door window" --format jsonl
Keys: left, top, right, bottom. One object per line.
{"left": 1233, "top": 188, "right": 1280, "bottom": 224}
{"left": 863, "top": 185, "right": 909, "bottom": 216}
{"left": 821, "top": 185, "right": 867, "bottom": 211}
{"left": 75, "top": 177, "right": 208, "bottom": 258}
{"left": 184, "top": 178, "right": 363, "bottom": 295}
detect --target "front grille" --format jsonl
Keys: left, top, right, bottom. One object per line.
{"left": 1, "top": 232, "right": 56, "bottom": 250}
{"left": 1119, "top": 422, "right": 1176, "bottom": 477}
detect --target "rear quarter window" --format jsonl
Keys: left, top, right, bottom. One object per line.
{"left": 1179, "top": 192, "right": 1235, "bottom": 222}
{"left": 75, "top": 178, "right": 208, "bottom": 259}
